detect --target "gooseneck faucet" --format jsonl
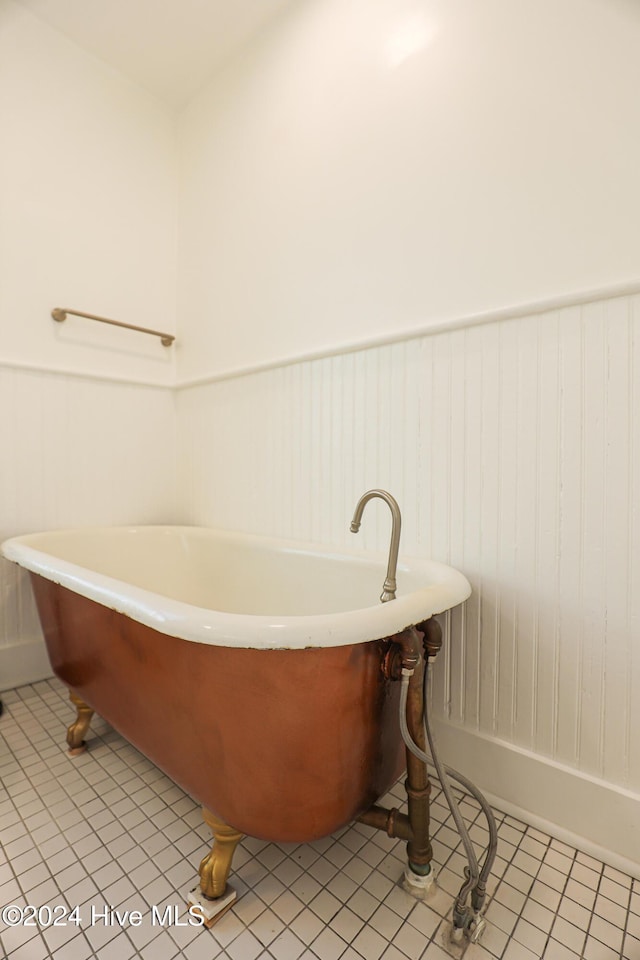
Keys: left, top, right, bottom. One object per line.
{"left": 350, "top": 489, "right": 402, "bottom": 603}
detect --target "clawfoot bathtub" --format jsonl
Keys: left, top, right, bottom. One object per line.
{"left": 2, "top": 526, "right": 471, "bottom": 924}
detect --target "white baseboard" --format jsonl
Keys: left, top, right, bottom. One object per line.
{"left": 433, "top": 719, "right": 640, "bottom": 880}
{"left": 0, "top": 638, "right": 53, "bottom": 692}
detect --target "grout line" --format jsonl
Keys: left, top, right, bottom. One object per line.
{"left": 621, "top": 878, "right": 634, "bottom": 958}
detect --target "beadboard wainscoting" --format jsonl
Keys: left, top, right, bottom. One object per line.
{"left": 176, "top": 290, "right": 640, "bottom": 874}
{"left": 0, "top": 363, "right": 179, "bottom": 691}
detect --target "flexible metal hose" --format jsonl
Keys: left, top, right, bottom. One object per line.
{"left": 399, "top": 671, "right": 478, "bottom": 918}
{"left": 398, "top": 660, "right": 498, "bottom": 921}
{"left": 421, "top": 664, "right": 498, "bottom": 903}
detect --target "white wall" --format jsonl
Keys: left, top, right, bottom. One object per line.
{"left": 0, "top": 2, "right": 180, "bottom": 688}
{"left": 0, "top": 0, "right": 177, "bottom": 385}
{"left": 177, "top": 0, "right": 640, "bottom": 382}
{"left": 175, "top": 0, "right": 640, "bottom": 870}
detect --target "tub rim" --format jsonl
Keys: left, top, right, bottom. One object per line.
{"left": 1, "top": 525, "right": 471, "bottom": 650}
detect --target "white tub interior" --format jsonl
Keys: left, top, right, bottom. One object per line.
{"left": 2, "top": 526, "right": 471, "bottom": 649}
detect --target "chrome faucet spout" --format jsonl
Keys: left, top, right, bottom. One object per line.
{"left": 350, "top": 489, "right": 402, "bottom": 602}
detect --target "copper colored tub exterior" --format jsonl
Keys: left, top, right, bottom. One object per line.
{"left": 31, "top": 575, "right": 405, "bottom": 843}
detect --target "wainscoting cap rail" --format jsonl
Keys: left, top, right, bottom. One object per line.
{"left": 51, "top": 307, "right": 175, "bottom": 347}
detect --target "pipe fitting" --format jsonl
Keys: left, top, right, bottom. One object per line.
{"left": 404, "top": 779, "right": 431, "bottom": 803}
{"left": 356, "top": 805, "right": 412, "bottom": 842}
{"left": 419, "top": 617, "right": 443, "bottom": 659}
{"left": 402, "top": 863, "right": 435, "bottom": 899}
{"left": 381, "top": 644, "right": 404, "bottom": 680}
{"left": 468, "top": 912, "right": 487, "bottom": 944}
{"left": 471, "top": 881, "right": 487, "bottom": 913}
{"left": 452, "top": 902, "right": 471, "bottom": 931}
{"left": 389, "top": 627, "right": 421, "bottom": 673}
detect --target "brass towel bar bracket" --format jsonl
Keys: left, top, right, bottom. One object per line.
{"left": 51, "top": 308, "right": 175, "bottom": 347}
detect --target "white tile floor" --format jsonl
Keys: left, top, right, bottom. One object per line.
{"left": 0, "top": 679, "right": 638, "bottom": 960}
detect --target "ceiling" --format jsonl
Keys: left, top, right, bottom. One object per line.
{"left": 15, "top": 0, "right": 296, "bottom": 108}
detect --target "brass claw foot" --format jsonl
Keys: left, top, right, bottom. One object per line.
{"left": 187, "top": 808, "right": 243, "bottom": 928}
{"left": 66, "top": 691, "right": 94, "bottom": 756}
{"left": 199, "top": 808, "right": 243, "bottom": 899}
